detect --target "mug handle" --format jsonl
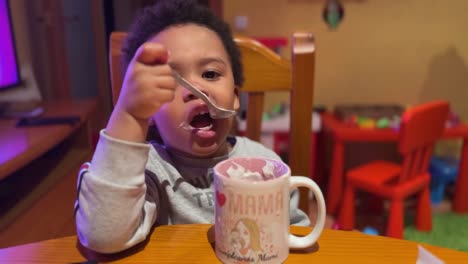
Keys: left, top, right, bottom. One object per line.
{"left": 288, "top": 176, "right": 326, "bottom": 249}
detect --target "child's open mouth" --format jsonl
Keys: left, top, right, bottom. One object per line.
{"left": 179, "top": 105, "right": 216, "bottom": 139}
{"left": 189, "top": 110, "right": 213, "bottom": 130}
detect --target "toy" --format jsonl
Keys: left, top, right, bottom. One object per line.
{"left": 357, "top": 117, "right": 375, "bottom": 129}
{"left": 362, "top": 226, "right": 379, "bottom": 236}
{"left": 262, "top": 102, "right": 288, "bottom": 121}
{"left": 331, "top": 222, "right": 341, "bottom": 230}
{"left": 345, "top": 114, "right": 400, "bottom": 130}
{"left": 376, "top": 117, "right": 390, "bottom": 128}
{"left": 429, "top": 156, "right": 459, "bottom": 204}
{"left": 335, "top": 104, "right": 404, "bottom": 129}
{"left": 389, "top": 115, "right": 401, "bottom": 130}
{"left": 446, "top": 111, "right": 461, "bottom": 128}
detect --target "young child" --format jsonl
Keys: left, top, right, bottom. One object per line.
{"left": 75, "top": 0, "right": 310, "bottom": 253}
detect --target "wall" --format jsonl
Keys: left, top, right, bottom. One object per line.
{"left": 62, "top": 0, "right": 99, "bottom": 99}
{"left": 112, "top": 0, "right": 135, "bottom": 31}
{"left": 224, "top": 0, "right": 468, "bottom": 119}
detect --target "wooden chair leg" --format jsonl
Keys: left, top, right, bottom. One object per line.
{"left": 386, "top": 199, "right": 404, "bottom": 239}
{"left": 416, "top": 187, "right": 432, "bottom": 231}
{"left": 338, "top": 184, "right": 355, "bottom": 230}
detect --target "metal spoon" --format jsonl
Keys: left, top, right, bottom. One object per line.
{"left": 173, "top": 72, "right": 237, "bottom": 119}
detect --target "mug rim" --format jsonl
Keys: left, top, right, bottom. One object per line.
{"left": 213, "top": 156, "right": 291, "bottom": 185}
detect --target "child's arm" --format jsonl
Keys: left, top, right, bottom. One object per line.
{"left": 106, "top": 43, "right": 176, "bottom": 142}
{"left": 289, "top": 189, "right": 312, "bottom": 227}
{"left": 75, "top": 131, "right": 157, "bottom": 253}
{"left": 75, "top": 43, "right": 175, "bottom": 253}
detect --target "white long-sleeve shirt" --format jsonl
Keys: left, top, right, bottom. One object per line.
{"left": 75, "top": 130, "right": 310, "bottom": 253}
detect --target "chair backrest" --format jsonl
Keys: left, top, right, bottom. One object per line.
{"left": 398, "top": 100, "right": 450, "bottom": 183}
{"left": 108, "top": 32, "right": 316, "bottom": 213}
{"left": 109, "top": 32, "right": 127, "bottom": 106}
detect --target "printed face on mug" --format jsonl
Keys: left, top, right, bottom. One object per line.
{"left": 213, "top": 157, "right": 326, "bottom": 264}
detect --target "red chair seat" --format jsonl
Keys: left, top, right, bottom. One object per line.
{"left": 349, "top": 162, "right": 431, "bottom": 199}
{"left": 348, "top": 161, "right": 401, "bottom": 186}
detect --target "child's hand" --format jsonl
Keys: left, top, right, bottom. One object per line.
{"left": 106, "top": 42, "right": 176, "bottom": 142}
{"left": 117, "top": 42, "right": 176, "bottom": 121}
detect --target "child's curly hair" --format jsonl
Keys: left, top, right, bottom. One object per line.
{"left": 122, "top": 0, "right": 244, "bottom": 87}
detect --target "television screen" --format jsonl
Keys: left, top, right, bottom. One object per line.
{"left": 0, "top": 0, "right": 21, "bottom": 91}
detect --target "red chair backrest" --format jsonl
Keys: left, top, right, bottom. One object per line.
{"left": 398, "top": 100, "right": 450, "bottom": 182}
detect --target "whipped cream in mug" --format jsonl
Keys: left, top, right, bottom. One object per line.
{"left": 226, "top": 160, "right": 276, "bottom": 181}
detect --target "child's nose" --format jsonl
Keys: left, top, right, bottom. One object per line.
{"left": 181, "top": 77, "right": 210, "bottom": 102}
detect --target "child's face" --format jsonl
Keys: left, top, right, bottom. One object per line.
{"left": 149, "top": 24, "right": 239, "bottom": 157}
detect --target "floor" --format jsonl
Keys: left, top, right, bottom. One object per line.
{"left": 0, "top": 170, "right": 78, "bottom": 248}
{"left": 308, "top": 193, "right": 455, "bottom": 236}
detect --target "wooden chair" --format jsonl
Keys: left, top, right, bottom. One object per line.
{"left": 338, "top": 100, "right": 450, "bottom": 238}
{"left": 108, "top": 32, "right": 316, "bottom": 214}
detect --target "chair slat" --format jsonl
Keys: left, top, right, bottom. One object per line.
{"left": 245, "top": 93, "right": 264, "bottom": 142}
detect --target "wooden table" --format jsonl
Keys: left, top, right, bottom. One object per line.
{"left": 0, "top": 99, "right": 96, "bottom": 179}
{"left": 321, "top": 112, "right": 468, "bottom": 215}
{"left": 0, "top": 224, "right": 466, "bottom": 263}
{"left": 0, "top": 99, "right": 96, "bottom": 233}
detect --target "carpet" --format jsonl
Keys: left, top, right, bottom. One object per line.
{"left": 404, "top": 212, "right": 468, "bottom": 252}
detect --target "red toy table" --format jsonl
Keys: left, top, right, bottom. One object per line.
{"left": 321, "top": 112, "right": 468, "bottom": 215}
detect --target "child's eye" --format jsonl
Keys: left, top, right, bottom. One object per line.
{"left": 202, "top": 70, "right": 220, "bottom": 80}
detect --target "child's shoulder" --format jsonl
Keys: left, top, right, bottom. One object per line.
{"left": 231, "top": 136, "right": 280, "bottom": 160}
{"left": 148, "top": 140, "right": 173, "bottom": 164}
{"left": 233, "top": 136, "right": 264, "bottom": 147}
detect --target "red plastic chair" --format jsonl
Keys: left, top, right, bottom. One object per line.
{"left": 338, "top": 100, "right": 450, "bottom": 238}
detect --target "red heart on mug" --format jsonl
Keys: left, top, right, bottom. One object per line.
{"left": 216, "top": 191, "right": 226, "bottom": 206}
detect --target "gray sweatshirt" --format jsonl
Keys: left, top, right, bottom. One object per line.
{"left": 75, "top": 130, "right": 310, "bottom": 253}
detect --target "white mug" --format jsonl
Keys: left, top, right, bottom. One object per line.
{"left": 213, "top": 157, "right": 326, "bottom": 264}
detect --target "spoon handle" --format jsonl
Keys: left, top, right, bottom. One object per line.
{"left": 172, "top": 72, "right": 236, "bottom": 119}
{"left": 173, "top": 72, "right": 211, "bottom": 105}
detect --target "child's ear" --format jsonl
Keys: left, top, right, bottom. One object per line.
{"left": 233, "top": 86, "right": 240, "bottom": 111}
